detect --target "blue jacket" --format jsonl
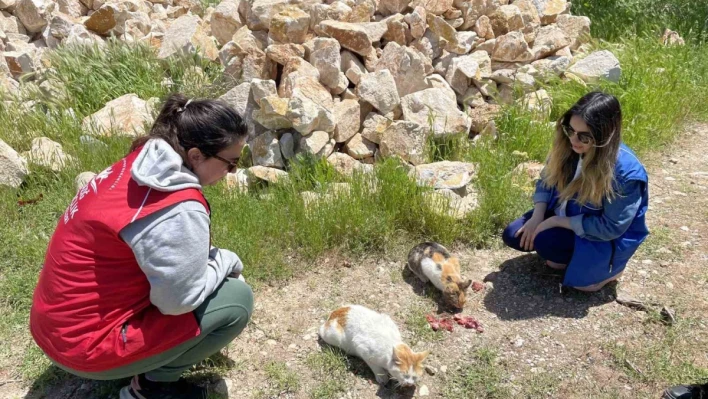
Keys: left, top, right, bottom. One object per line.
{"left": 533, "top": 143, "right": 649, "bottom": 287}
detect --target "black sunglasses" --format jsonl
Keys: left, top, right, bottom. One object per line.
{"left": 562, "top": 124, "right": 595, "bottom": 145}
{"left": 211, "top": 154, "right": 239, "bottom": 173}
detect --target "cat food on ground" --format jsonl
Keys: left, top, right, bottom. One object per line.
{"left": 425, "top": 314, "right": 454, "bottom": 332}
{"left": 472, "top": 281, "right": 485, "bottom": 292}
{"left": 453, "top": 314, "right": 484, "bottom": 332}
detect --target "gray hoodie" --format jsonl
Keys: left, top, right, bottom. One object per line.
{"left": 119, "top": 139, "right": 243, "bottom": 316}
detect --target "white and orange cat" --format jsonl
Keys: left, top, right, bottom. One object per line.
{"left": 318, "top": 305, "right": 429, "bottom": 387}
{"left": 407, "top": 242, "right": 472, "bottom": 310}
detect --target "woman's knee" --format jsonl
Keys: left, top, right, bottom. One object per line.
{"left": 502, "top": 221, "right": 522, "bottom": 249}
{"left": 200, "top": 278, "right": 254, "bottom": 330}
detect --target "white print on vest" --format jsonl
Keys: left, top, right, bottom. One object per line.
{"left": 64, "top": 166, "right": 114, "bottom": 224}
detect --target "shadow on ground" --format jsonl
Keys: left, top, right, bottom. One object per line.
{"left": 483, "top": 254, "right": 617, "bottom": 321}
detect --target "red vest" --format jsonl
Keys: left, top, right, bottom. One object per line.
{"left": 30, "top": 148, "right": 208, "bottom": 372}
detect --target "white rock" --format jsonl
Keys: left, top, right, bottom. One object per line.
{"left": 567, "top": 50, "right": 621, "bottom": 83}
{"left": 210, "top": 0, "right": 244, "bottom": 46}
{"left": 375, "top": 42, "right": 431, "bottom": 98}
{"left": 250, "top": 79, "right": 277, "bottom": 106}
{"left": 82, "top": 94, "right": 155, "bottom": 137}
{"left": 75, "top": 171, "right": 96, "bottom": 192}
{"left": 0, "top": 139, "right": 29, "bottom": 188}
{"left": 401, "top": 88, "right": 471, "bottom": 136}
{"left": 518, "top": 88, "right": 552, "bottom": 117}
{"left": 357, "top": 69, "right": 400, "bottom": 115}
{"left": 220, "top": 81, "right": 264, "bottom": 138}
{"left": 333, "top": 99, "right": 360, "bottom": 143}
{"left": 158, "top": 15, "right": 218, "bottom": 61}
{"left": 344, "top": 133, "right": 376, "bottom": 159}
{"left": 24, "top": 137, "right": 75, "bottom": 172}
{"left": 379, "top": 120, "right": 430, "bottom": 165}
{"left": 419, "top": 385, "right": 430, "bottom": 396}
{"left": 531, "top": 24, "right": 570, "bottom": 59}
{"left": 327, "top": 151, "right": 372, "bottom": 176}
{"left": 299, "top": 130, "right": 330, "bottom": 155}
{"left": 341, "top": 50, "right": 366, "bottom": 85}
{"left": 269, "top": 6, "right": 310, "bottom": 44}
{"left": 15, "top": 0, "right": 54, "bottom": 33}
{"left": 556, "top": 14, "right": 591, "bottom": 50}
{"left": 415, "top": 161, "right": 476, "bottom": 189}
{"left": 309, "top": 37, "right": 341, "bottom": 89}
{"left": 445, "top": 54, "right": 480, "bottom": 95}
{"left": 250, "top": 131, "right": 283, "bottom": 168}
{"left": 244, "top": 0, "right": 290, "bottom": 31}
{"left": 286, "top": 76, "right": 336, "bottom": 134}
{"left": 247, "top": 165, "right": 288, "bottom": 183}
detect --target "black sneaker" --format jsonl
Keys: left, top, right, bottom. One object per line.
{"left": 119, "top": 374, "right": 209, "bottom": 399}
{"left": 663, "top": 384, "right": 708, "bottom": 399}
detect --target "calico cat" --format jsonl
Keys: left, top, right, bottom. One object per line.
{"left": 318, "top": 305, "right": 429, "bottom": 387}
{"left": 407, "top": 242, "right": 472, "bottom": 309}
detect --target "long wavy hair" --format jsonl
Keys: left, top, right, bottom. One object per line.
{"left": 542, "top": 92, "right": 622, "bottom": 206}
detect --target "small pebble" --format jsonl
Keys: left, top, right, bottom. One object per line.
{"left": 680, "top": 226, "right": 690, "bottom": 231}
{"left": 419, "top": 385, "right": 430, "bottom": 396}
{"left": 666, "top": 282, "right": 674, "bottom": 289}
{"left": 425, "top": 365, "right": 437, "bottom": 376}
{"left": 440, "top": 365, "right": 448, "bottom": 373}
{"left": 267, "top": 339, "right": 277, "bottom": 346}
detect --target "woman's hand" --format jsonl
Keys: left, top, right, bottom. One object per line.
{"left": 515, "top": 214, "right": 544, "bottom": 251}
{"left": 532, "top": 216, "right": 559, "bottom": 243}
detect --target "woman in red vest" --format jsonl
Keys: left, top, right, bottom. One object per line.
{"left": 30, "top": 93, "right": 252, "bottom": 399}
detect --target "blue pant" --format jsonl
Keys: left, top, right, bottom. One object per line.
{"left": 502, "top": 210, "right": 575, "bottom": 264}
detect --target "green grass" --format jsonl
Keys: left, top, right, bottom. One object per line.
{"left": 573, "top": 0, "right": 708, "bottom": 43}
{"left": 443, "top": 348, "right": 511, "bottom": 399}
{"left": 608, "top": 318, "right": 708, "bottom": 385}
{"left": 306, "top": 348, "right": 350, "bottom": 399}
{"left": 254, "top": 361, "right": 300, "bottom": 398}
{"left": 2, "top": 0, "right": 708, "bottom": 392}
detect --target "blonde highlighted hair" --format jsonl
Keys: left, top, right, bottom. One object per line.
{"left": 542, "top": 92, "right": 622, "bottom": 206}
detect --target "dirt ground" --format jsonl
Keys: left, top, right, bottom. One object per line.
{"left": 7, "top": 122, "right": 708, "bottom": 399}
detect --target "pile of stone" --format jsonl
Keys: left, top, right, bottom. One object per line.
{"left": 1, "top": 0, "right": 625, "bottom": 217}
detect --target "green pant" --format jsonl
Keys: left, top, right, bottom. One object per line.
{"left": 54, "top": 278, "right": 253, "bottom": 382}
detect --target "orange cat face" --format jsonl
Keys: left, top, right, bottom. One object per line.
{"left": 391, "top": 344, "right": 429, "bottom": 387}
{"left": 439, "top": 256, "right": 472, "bottom": 309}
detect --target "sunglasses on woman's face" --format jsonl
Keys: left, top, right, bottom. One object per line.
{"left": 562, "top": 124, "right": 594, "bottom": 145}
{"left": 211, "top": 154, "right": 239, "bottom": 173}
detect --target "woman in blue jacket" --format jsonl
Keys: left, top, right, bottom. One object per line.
{"left": 502, "top": 91, "right": 649, "bottom": 292}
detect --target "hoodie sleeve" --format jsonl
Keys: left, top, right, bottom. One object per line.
{"left": 119, "top": 201, "right": 243, "bottom": 315}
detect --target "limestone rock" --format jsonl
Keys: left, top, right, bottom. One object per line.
{"left": 415, "top": 160, "right": 475, "bottom": 189}
{"left": 405, "top": 6, "right": 426, "bottom": 39}
{"left": 309, "top": 37, "right": 341, "bottom": 88}
{"left": 492, "top": 31, "right": 534, "bottom": 62}
{"left": 556, "top": 14, "right": 591, "bottom": 50}
{"left": 250, "top": 78, "right": 277, "bottom": 106}
{"left": 343, "top": 133, "right": 376, "bottom": 159}
{"left": 75, "top": 171, "right": 96, "bottom": 191}
{"left": 327, "top": 151, "right": 372, "bottom": 176}
{"left": 245, "top": 0, "right": 290, "bottom": 31}
{"left": 333, "top": 99, "right": 360, "bottom": 143}
{"left": 410, "top": 0, "right": 452, "bottom": 16}
{"left": 286, "top": 76, "right": 335, "bottom": 134}
{"left": 445, "top": 54, "right": 481, "bottom": 95}
{"left": 310, "top": 2, "right": 351, "bottom": 30}
{"left": 379, "top": 120, "right": 430, "bottom": 165}
{"left": 468, "top": 102, "right": 501, "bottom": 134}
{"left": 316, "top": 20, "right": 372, "bottom": 56}
{"left": 15, "top": 0, "right": 54, "bottom": 33}
{"left": 474, "top": 15, "right": 494, "bottom": 40}
{"left": 220, "top": 81, "right": 264, "bottom": 137}
{"left": 253, "top": 95, "right": 291, "bottom": 130}
{"left": 265, "top": 43, "right": 306, "bottom": 65}
{"left": 24, "top": 137, "right": 75, "bottom": 172}
{"left": 247, "top": 165, "right": 288, "bottom": 183}
{"left": 83, "top": 94, "right": 155, "bottom": 137}
{"left": 250, "top": 131, "right": 284, "bottom": 168}
{"left": 375, "top": 42, "right": 430, "bottom": 97}
{"left": 531, "top": 24, "right": 569, "bottom": 59}
{"left": 158, "top": 15, "right": 218, "bottom": 61}
{"left": 341, "top": 50, "right": 366, "bottom": 85}
{"left": 489, "top": 5, "right": 523, "bottom": 37}
{"left": 518, "top": 88, "right": 551, "bottom": 116}
{"left": 361, "top": 112, "right": 391, "bottom": 144}
{"left": 299, "top": 130, "right": 329, "bottom": 154}
{"left": 210, "top": 0, "right": 244, "bottom": 46}
{"left": 401, "top": 87, "right": 471, "bottom": 136}
{"left": 424, "top": 188, "right": 478, "bottom": 219}
{"left": 356, "top": 69, "right": 400, "bottom": 115}
{"left": 0, "top": 139, "right": 28, "bottom": 188}
{"left": 567, "top": 50, "right": 621, "bottom": 83}
{"left": 269, "top": 6, "right": 310, "bottom": 44}
{"left": 279, "top": 131, "right": 295, "bottom": 160}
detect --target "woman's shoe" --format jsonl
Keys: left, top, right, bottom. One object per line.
{"left": 119, "top": 374, "right": 209, "bottom": 399}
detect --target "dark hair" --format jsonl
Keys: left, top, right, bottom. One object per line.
{"left": 130, "top": 93, "right": 248, "bottom": 163}
{"left": 560, "top": 91, "right": 622, "bottom": 148}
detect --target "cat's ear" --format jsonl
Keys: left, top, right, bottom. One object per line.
{"left": 458, "top": 279, "right": 472, "bottom": 291}
{"left": 416, "top": 350, "right": 430, "bottom": 362}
